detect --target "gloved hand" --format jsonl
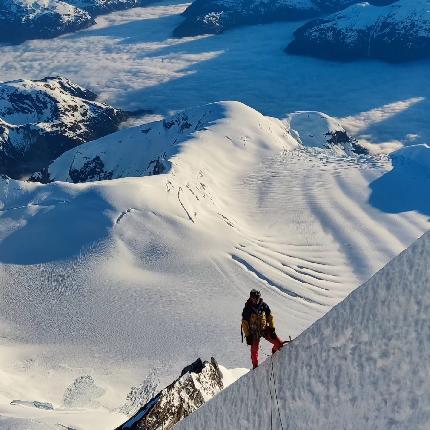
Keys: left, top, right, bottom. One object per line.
{"left": 246, "top": 335, "right": 253, "bottom": 346}
{"left": 266, "top": 327, "right": 276, "bottom": 338}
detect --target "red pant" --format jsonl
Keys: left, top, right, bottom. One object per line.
{"left": 251, "top": 331, "right": 283, "bottom": 368}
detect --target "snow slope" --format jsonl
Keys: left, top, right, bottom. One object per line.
{"left": 0, "top": 101, "right": 428, "bottom": 429}
{"left": 287, "top": 0, "right": 430, "bottom": 61}
{"left": 176, "top": 229, "right": 430, "bottom": 430}
{"left": 391, "top": 143, "right": 430, "bottom": 171}
{"left": 44, "top": 103, "right": 365, "bottom": 183}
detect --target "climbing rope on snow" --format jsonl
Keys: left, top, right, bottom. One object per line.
{"left": 270, "top": 357, "right": 285, "bottom": 430}
{"left": 263, "top": 339, "right": 291, "bottom": 430}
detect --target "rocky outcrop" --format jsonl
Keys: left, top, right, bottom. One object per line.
{"left": 66, "top": 0, "right": 154, "bottom": 16}
{"left": 0, "top": 0, "right": 94, "bottom": 44}
{"left": 286, "top": 111, "right": 367, "bottom": 155}
{"left": 116, "top": 358, "right": 224, "bottom": 430}
{"left": 173, "top": 0, "right": 397, "bottom": 37}
{"left": 0, "top": 76, "right": 126, "bottom": 178}
{"left": 286, "top": 0, "right": 430, "bottom": 62}
{"left": 41, "top": 104, "right": 224, "bottom": 183}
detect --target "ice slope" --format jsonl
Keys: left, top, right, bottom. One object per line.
{"left": 0, "top": 101, "right": 428, "bottom": 430}
{"left": 176, "top": 229, "right": 430, "bottom": 430}
{"left": 287, "top": 0, "right": 430, "bottom": 61}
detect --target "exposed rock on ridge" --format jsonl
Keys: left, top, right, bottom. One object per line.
{"left": 0, "top": 76, "right": 126, "bottom": 178}
{"left": 116, "top": 358, "right": 224, "bottom": 430}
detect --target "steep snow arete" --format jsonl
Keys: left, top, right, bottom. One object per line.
{"left": 176, "top": 230, "right": 430, "bottom": 429}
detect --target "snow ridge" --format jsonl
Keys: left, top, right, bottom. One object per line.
{"left": 176, "top": 229, "right": 430, "bottom": 429}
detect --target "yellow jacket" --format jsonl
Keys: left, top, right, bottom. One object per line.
{"left": 241, "top": 298, "right": 275, "bottom": 338}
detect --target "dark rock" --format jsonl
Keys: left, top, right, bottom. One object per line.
{"left": 0, "top": 76, "right": 126, "bottom": 179}
{"left": 69, "top": 156, "right": 113, "bottom": 183}
{"left": 116, "top": 358, "right": 224, "bottom": 430}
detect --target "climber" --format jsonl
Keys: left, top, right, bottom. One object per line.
{"left": 241, "top": 289, "right": 283, "bottom": 369}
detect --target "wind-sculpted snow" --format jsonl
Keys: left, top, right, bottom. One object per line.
{"left": 287, "top": 0, "right": 430, "bottom": 61}
{"left": 176, "top": 230, "right": 430, "bottom": 429}
{"left": 173, "top": 0, "right": 397, "bottom": 37}
{"left": 0, "top": 101, "right": 428, "bottom": 430}
{"left": 0, "top": 76, "right": 126, "bottom": 178}
{"left": 0, "top": 0, "right": 94, "bottom": 44}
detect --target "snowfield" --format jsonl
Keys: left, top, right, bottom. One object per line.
{"left": 176, "top": 229, "right": 430, "bottom": 430}
{"left": 0, "top": 1, "right": 428, "bottom": 429}
{"left": 0, "top": 101, "right": 429, "bottom": 429}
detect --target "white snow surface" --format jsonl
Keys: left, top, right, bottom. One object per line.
{"left": 0, "top": 101, "right": 429, "bottom": 429}
{"left": 285, "top": 111, "right": 357, "bottom": 155}
{"left": 47, "top": 101, "right": 296, "bottom": 181}
{"left": 176, "top": 229, "right": 430, "bottom": 430}
{"left": 0, "top": 2, "right": 429, "bottom": 429}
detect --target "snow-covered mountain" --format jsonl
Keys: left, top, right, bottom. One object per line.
{"left": 173, "top": 0, "right": 397, "bottom": 37}
{"left": 285, "top": 111, "right": 367, "bottom": 155}
{"left": 66, "top": 0, "right": 154, "bottom": 16}
{"left": 287, "top": 0, "right": 430, "bottom": 61}
{"left": 0, "top": 76, "right": 126, "bottom": 178}
{"left": 176, "top": 229, "right": 430, "bottom": 429}
{"left": 0, "top": 0, "right": 94, "bottom": 44}
{"left": 38, "top": 104, "right": 366, "bottom": 183}
{"left": 0, "top": 101, "right": 428, "bottom": 430}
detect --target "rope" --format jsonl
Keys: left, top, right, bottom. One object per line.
{"left": 262, "top": 344, "right": 285, "bottom": 430}
{"left": 270, "top": 357, "right": 285, "bottom": 430}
